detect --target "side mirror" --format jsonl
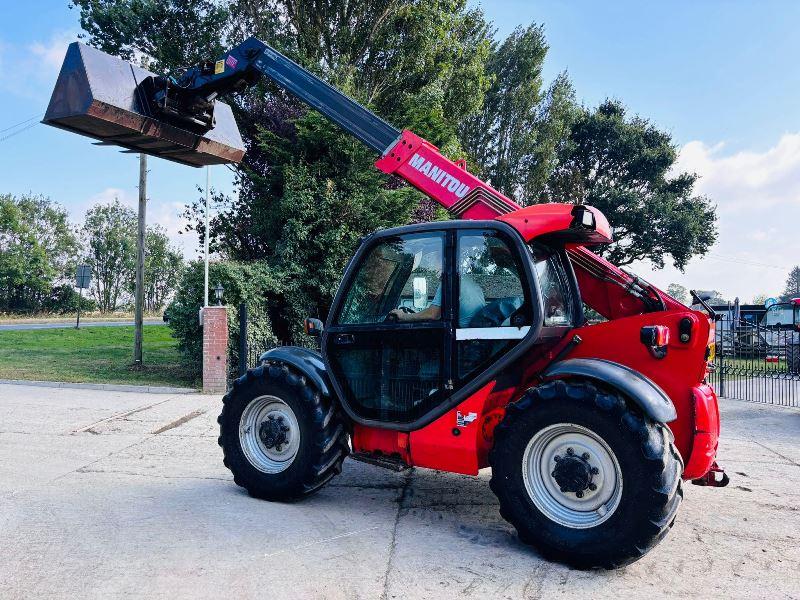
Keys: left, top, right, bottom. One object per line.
{"left": 412, "top": 276, "right": 428, "bottom": 309}
{"left": 304, "top": 317, "right": 324, "bottom": 337}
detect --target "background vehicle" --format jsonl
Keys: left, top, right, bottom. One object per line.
{"left": 763, "top": 298, "right": 800, "bottom": 330}
{"left": 45, "top": 37, "right": 727, "bottom": 569}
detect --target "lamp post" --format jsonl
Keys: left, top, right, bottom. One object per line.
{"left": 204, "top": 166, "right": 211, "bottom": 307}
{"left": 214, "top": 282, "right": 224, "bottom": 306}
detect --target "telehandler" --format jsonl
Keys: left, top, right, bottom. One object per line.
{"left": 44, "top": 37, "right": 727, "bottom": 569}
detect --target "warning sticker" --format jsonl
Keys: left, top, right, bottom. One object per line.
{"left": 225, "top": 55, "right": 238, "bottom": 69}
{"left": 214, "top": 60, "right": 225, "bottom": 75}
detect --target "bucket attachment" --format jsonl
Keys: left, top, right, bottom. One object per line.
{"left": 43, "top": 42, "right": 245, "bottom": 167}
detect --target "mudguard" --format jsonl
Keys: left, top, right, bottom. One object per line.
{"left": 259, "top": 346, "right": 331, "bottom": 397}
{"left": 542, "top": 358, "right": 677, "bottom": 423}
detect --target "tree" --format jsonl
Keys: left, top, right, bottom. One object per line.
{"left": 460, "top": 26, "right": 576, "bottom": 204}
{"left": 125, "top": 226, "right": 185, "bottom": 312}
{"left": 0, "top": 194, "right": 79, "bottom": 312}
{"left": 82, "top": 199, "right": 137, "bottom": 312}
{"left": 781, "top": 266, "right": 800, "bottom": 301}
{"left": 667, "top": 283, "right": 689, "bottom": 305}
{"left": 751, "top": 293, "right": 769, "bottom": 306}
{"left": 707, "top": 290, "right": 728, "bottom": 305}
{"left": 546, "top": 100, "right": 717, "bottom": 269}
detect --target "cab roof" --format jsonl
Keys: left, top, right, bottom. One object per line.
{"left": 497, "top": 203, "right": 613, "bottom": 245}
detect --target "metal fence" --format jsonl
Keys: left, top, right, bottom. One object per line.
{"left": 232, "top": 303, "right": 320, "bottom": 382}
{"left": 708, "top": 314, "right": 800, "bottom": 407}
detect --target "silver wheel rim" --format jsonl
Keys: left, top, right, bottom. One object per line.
{"left": 239, "top": 395, "right": 300, "bottom": 474}
{"left": 522, "top": 423, "right": 622, "bottom": 529}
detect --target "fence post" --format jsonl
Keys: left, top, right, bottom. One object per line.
{"left": 202, "top": 306, "right": 228, "bottom": 394}
{"left": 239, "top": 302, "right": 248, "bottom": 376}
{"left": 718, "top": 319, "right": 725, "bottom": 398}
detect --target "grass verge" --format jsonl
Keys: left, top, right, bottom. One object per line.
{"left": 0, "top": 325, "right": 198, "bottom": 388}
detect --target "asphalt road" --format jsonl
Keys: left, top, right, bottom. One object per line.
{"left": 0, "top": 319, "right": 163, "bottom": 331}
{"left": 0, "top": 384, "right": 798, "bottom": 599}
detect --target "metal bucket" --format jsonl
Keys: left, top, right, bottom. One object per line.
{"left": 43, "top": 42, "right": 245, "bottom": 167}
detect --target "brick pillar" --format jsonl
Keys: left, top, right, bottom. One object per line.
{"left": 202, "top": 306, "right": 228, "bottom": 393}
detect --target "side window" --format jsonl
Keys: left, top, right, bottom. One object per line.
{"left": 530, "top": 243, "right": 574, "bottom": 327}
{"left": 338, "top": 232, "right": 444, "bottom": 325}
{"left": 457, "top": 232, "right": 527, "bottom": 328}
{"left": 456, "top": 231, "right": 529, "bottom": 380}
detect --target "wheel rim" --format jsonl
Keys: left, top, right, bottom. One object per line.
{"left": 522, "top": 423, "right": 622, "bottom": 529}
{"left": 239, "top": 395, "right": 300, "bottom": 474}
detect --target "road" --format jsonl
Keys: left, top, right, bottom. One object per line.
{"left": 0, "top": 384, "right": 798, "bottom": 599}
{"left": 0, "top": 319, "right": 163, "bottom": 331}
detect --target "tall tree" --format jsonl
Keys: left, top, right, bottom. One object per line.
{"left": 125, "top": 225, "right": 185, "bottom": 311}
{"left": 0, "top": 194, "right": 78, "bottom": 312}
{"left": 546, "top": 100, "right": 717, "bottom": 269}
{"left": 751, "top": 293, "right": 768, "bottom": 306}
{"left": 781, "top": 266, "right": 800, "bottom": 301}
{"left": 460, "top": 25, "right": 576, "bottom": 203}
{"left": 667, "top": 283, "right": 689, "bottom": 305}
{"left": 82, "top": 199, "right": 137, "bottom": 312}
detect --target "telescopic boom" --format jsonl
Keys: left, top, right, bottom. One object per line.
{"left": 144, "top": 37, "right": 520, "bottom": 219}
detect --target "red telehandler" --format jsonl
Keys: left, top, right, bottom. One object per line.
{"left": 44, "top": 37, "right": 728, "bottom": 569}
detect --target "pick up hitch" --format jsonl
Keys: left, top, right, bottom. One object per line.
{"left": 691, "top": 461, "right": 730, "bottom": 487}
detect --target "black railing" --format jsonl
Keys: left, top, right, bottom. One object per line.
{"left": 233, "top": 304, "right": 321, "bottom": 381}
{"left": 708, "top": 314, "right": 800, "bottom": 407}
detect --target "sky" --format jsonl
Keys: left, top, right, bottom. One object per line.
{"left": 1, "top": 1, "right": 799, "bottom": 302}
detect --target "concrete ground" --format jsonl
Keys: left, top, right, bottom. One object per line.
{"left": 0, "top": 384, "right": 798, "bottom": 599}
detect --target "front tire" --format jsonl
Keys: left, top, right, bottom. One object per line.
{"left": 489, "top": 380, "right": 683, "bottom": 569}
{"left": 218, "top": 363, "right": 349, "bottom": 501}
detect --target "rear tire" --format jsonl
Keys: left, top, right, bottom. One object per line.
{"left": 218, "top": 363, "right": 349, "bottom": 501}
{"left": 489, "top": 380, "right": 683, "bottom": 569}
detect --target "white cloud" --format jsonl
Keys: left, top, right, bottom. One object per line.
{"left": 29, "top": 31, "right": 76, "bottom": 72}
{"left": 631, "top": 133, "right": 800, "bottom": 302}
{"left": 0, "top": 30, "right": 78, "bottom": 101}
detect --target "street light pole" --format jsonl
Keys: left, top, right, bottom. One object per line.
{"left": 134, "top": 153, "right": 147, "bottom": 366}
{"left": 204, "top": 166, "right": 210, "bottom": 308}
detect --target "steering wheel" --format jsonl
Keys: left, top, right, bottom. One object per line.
{"left": 384, "top": 306, "right": 416, "bottom": 323}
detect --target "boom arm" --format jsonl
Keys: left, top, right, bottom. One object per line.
{"left": 146, "top": 37, "right": 519, "bottom": 219}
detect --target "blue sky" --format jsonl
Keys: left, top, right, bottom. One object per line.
{"left": 1, "top": 1, "right": 799, "bottom": 300}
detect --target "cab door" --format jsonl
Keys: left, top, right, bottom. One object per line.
{"left": 323, "top": 230, "right": 453, "bottom": 425}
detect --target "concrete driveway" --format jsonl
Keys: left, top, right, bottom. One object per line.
{"left": 0, "top": 384, "right": 798, "bottom": 599}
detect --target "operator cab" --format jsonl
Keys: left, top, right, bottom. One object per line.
{"left": 321, "top": 220, "right": 583, "bottom": 430}
{"left": 763, "top": 298, "right": 800, "bottom": 330}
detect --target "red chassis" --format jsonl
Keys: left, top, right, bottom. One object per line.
{"left": 357, "top": 129, "right": 722, "bottom": 482}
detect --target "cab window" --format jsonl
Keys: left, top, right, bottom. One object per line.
{"left": 530, "top": 243, "right": 574, "bottom": 327}
{"left": 338, "top": 233, "right": 444, "bottom": 325}
{"left": 456, "top": 231, "right": 530, "bottom": 380}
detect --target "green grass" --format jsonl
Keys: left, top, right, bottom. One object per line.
{"left": 0, "top": 325, "right": 199, "bottom": 388}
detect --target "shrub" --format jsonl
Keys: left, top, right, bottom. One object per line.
{"left": 167, "top": 260, "right": 282, "bottom": 378}
{"left": 43, "top": 284, "right": 98, "bottom": 314}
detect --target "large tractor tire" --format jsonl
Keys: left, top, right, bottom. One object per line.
{"left": 489, "top": 380, "right": 683, "bottom": 569}
{"left": 218, "top": 363, "right": 349, "bottom": 501}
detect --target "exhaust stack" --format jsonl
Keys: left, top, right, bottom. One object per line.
{"left": 43, "top": 42, "right": 245, "bottom": 167}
